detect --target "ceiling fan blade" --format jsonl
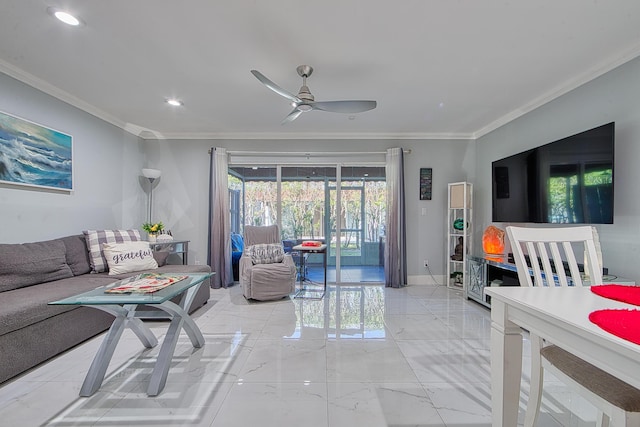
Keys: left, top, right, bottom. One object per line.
{"left": 281, "top": 108, "right": 303, "bottom": 125}
{"left": 310, "top": 100, "right": 377, "bottom": 114}
{"left": 251, "top": 70, "right": 300, "bottom": 103}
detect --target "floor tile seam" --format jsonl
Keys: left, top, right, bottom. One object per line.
{"left": 0, "top": 378, "right": 50, "bottom": 403}
{"left": 413, "top": 383, "right": 449, "bottom": 426}
{"left": 330, "top": 378, "right": 436, "bottom": 393}
{"left": 384, "top": 312, "right": 438, "bottom": 320}
{"left": 417, "top": 380, "right": 494, "bottom": 387}
{"left": 251, "top": 337, "right": 328, "bottom": 343}
{"left": 392, "top": 338, "right": 468, "bottom": 343}
{"left": 90, "top": 391, "right": 138, "bottom": 426}
{"left": 227, "top": 380, "right": 329, "bottom": 386}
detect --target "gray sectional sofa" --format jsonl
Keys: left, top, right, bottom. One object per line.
{"left": 0, "top": 234, "right": 211, "bottom": 385}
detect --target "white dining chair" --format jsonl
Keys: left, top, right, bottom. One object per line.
{"left": 506, "top": 226, "right": 640, "bottom": 427}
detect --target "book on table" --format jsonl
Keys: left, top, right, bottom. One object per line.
{"left": 104, "top": 273, "right": 188, "bottom": 294}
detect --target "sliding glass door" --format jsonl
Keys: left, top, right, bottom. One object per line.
{"left": 333, "top": 167, "right": 386, "bottom": 282}
{"left": 228, "top": 164, "right": 385, "bottom": 283}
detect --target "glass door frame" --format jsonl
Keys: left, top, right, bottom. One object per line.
{"left": 229, "top": 161, "right": 385, "bottom": 284}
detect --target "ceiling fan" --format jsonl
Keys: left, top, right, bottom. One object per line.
{"left": 251, "top": 65, "right": 377, "bottom": 124}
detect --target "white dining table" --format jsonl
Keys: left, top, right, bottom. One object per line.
{"left": 485, "top": 286, "right": 640, "bottom": 427}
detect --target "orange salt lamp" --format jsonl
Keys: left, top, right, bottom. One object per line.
{"left": 483, "top": 225, "right": 505, "bottom": 255}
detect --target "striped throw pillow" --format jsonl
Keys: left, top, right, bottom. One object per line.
{"left": 83, "top": 229, "right": 141, "bottom": 273}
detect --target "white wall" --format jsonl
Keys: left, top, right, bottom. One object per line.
{"left": 0, "top": 73, "right": 146, "bottom": 243}
{"left": 144, "top": 138, "right": 475, "bottom": 279}
{"left": 475, "top": 56, "right": 640, "bottom": 282}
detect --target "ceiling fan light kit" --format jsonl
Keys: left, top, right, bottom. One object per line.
{"left": 251, "top": 65, "right": 376, "bottom": 124}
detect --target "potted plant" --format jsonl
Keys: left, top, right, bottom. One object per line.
{"left": 142, "top": 221, "right": 164, "bottom": 242}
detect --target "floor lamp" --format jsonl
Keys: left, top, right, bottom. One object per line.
{"left": 142, "top": 168, "right": 161, "bottom": 223}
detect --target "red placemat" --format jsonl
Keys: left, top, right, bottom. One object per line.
{"left": 591, "top": 284, "right": 640, "bottom": 306}
{"left": 589, "top": 309, "right": 640, "bottom": 345}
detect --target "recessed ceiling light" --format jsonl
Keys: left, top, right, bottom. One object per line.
{"left": 47, "top": 7, "right": 83, "bottom": 26}
{"left": 166, "top": 98, "right": 183, "bottom": 107}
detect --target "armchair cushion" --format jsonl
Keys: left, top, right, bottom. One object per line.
{"left": 246, "top": 243, "right": 285, "bottom": 264}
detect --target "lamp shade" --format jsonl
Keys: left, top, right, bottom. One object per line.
{"left": 142, "top": 168, "right": 161, "bottom": 179}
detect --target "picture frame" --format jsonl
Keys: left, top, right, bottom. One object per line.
{"left": 419, "top": 167, "right": 432, "bottom": 200}
{"left": 0, "top": 110, "right": 73, "bottom": 191}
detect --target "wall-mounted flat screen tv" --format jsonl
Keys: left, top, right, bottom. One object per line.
{"left": 492, "top": 122, "right": 614, "bottom": 224}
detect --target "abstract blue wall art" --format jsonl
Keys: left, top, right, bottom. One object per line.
{"left": 0, "top": 111, "right": 73, "bottom": 191}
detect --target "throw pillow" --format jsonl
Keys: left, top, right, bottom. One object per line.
{"left": 246, "top": 243, "right": 285, "bottom": 264}
{"left": 152, "top": 250, "right": 170, "bottom": 267}
{"left": 83, "top": 229, "right": 142, "bottom": 273}
{"left": 61, "top": 234, "right": 92, "bottom": 276}
{"left": 102, "top": 241, "right": 158, "bottom": 275}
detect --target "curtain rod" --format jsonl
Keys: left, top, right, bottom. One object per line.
{"left": 208, "top": 149, "right": 411, "bottom": 155}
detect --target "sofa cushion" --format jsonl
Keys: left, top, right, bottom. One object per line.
{"left": 61, "top": 234, "right": 92, "bottom": 276}
{"left": 0, "top": 275, "right": 116, "bottom": 336}
{"left": 0, "top": 239, "right": 73, "bottom": 292}
{"left": 246, "top": 243, "right": 285, "bottom": 264}
{"left": 102, "top": 241, "right": 158, "bottom": 275}
{"left": 83, "top": 229, "right": 141, "bottom": 273}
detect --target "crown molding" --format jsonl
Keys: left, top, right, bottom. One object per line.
{"left": 0, "top": 59, "right": 129, "bottom": 132}
{"left": 151, "top": 131, "right": 474, "bottom": 141}
{"left": 473, "top": 42, "right": 640, "bottom": 139}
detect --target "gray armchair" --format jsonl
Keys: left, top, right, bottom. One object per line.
{"left": 240, "top": 225, "right": 296, "bottom": 301}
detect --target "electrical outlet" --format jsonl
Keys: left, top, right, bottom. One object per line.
{"left": 424, "top": 259, "right": 429, "bottom": 268}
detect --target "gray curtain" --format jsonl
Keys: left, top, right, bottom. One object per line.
{"left": 384, "top": 147, "right": 407, "bottom": 288}
{"left": 208, "top": 147, "right": 233, "bottom": 288}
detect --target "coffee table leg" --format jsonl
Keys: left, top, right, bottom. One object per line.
{"left": 147, "top": 291, "right": 205, "bottom": 396}
{"left": 156, "top": 300, "right": 204, "bottom": 347}
{"left": 80, "top": 305, "right": 158, "bottom": 397}
{"left": 123, "top": 304, "right": 158, "bottom": 348}
{"left": 80, "top": 312, "right": 127, "bottom": 397}
{"left": 127, "top": 317, "right": 159, "bottom": 348}
{"left": 147, "top": 315, "right": 184, "bottom": 396}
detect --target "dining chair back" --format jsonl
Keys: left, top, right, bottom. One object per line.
{"left": 507, "top": 225, "right": 602, "bottom": 288}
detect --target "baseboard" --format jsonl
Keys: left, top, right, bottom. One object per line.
{"left": 407, "top": 274, "right": 445, "bottom": 285}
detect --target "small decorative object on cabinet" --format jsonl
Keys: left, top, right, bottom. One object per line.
{"left": 482, "top": 225, "right": 505, "bottom": 255}
{"left": 447, "top": 182, "right": 472, "bottom": 289}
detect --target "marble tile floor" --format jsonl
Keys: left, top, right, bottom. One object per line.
{"left": 302, "top": 265, "right": 385, "bottom": 283}
{"left": 0, "top": 283, "right": 601, "bottom": 426}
